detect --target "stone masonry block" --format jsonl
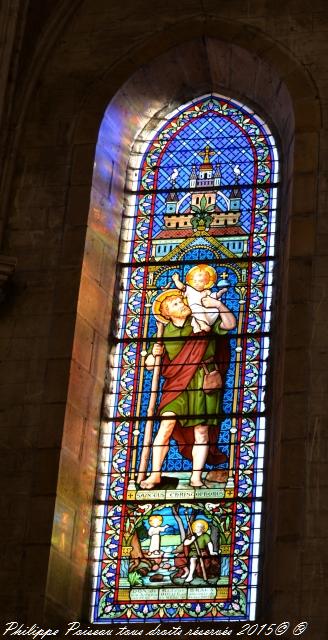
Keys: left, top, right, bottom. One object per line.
{"left": 100, "top": 243, "right": 117, "bottom": 293}
{"left": 0, "top": 404, "right": 23, "bottom": 428}
{"left": 53, "top": 268, "right": 81, "bottom": 313}
{"left": 285, "top": 302, "right": 310, "bottom": 350}
{"left": 61, "top": 226, "right": 86, "bottom": 268}
{"left": 292, "top": 173, "right": 316, "bottom": 214}
{"left": 57, "top": 449, "right": 80, "bottom": 504}
{"left": 31, "top": 449, "right": 61, "bottom": 496}
{"left": 90, "top": 332, "right": 108, "bottom": 383}
{"left": 271, "top": 540, "right": 302, "bottom": 590}
{"left": 294, "top": 132, "right": 319, "bottom": 173}
{"left": 77, "top": 272, "right": 111, "bottom": 337}
{"left": 281, "top": 393, "right": 308, "bottom": 439}
{"left": 66, "top": 185, "right": 91, "bottom": 227}
{"left": 48, "top": 313, "right": 76, "bottom": 359}
{"left": 84, "top": 228, "right": 104, "bottom": 284}
{"left": 287, "top": 258, "right": 312, "bottom": 303}
{"left": 289, "top": 215, "right": 316, "bottom": 257}
{"left": 74, "top": 111, "right": 101, "bottom": 145}
{"left": 279, "top": 439, "right": 307, "bottom": 488}
{"left": 26, "top": 495, "right": 56, "bottom": 544}
{"left": 67, "top": 359, "right": 97, "bottom": 416}
{"left": 313, "top": 254, "right": 328, "bottom": 278}
{"left": 276, "top": 488, "right": 305, "bottom": 539}
{"left": 284, "top": 67, "right": 316, "bottom": 102}
{"left": 37, "top": 403, "right": 66, "bottom": 448}
{"left": 72, "top": 314, "right": 94, "bottom": 371}
{"left": 23, "top": 545, "right": 50, "bottom": 589}
{"left": 13, "top": 313, "right": 52, "bottom": 338}
{"left": 62, "top": 403, "right": 85, "bottom": 459}
{"left": 294, "top": 97, "right": 321, "bottom": 132}
{"left": 284, "top": 348, "right": 310, "bottom": 393}
{"left": 43, "top": 358, "right": 71, "bottom": 403}
{"left": 0, "top": 425, "right": 36, "bottom": 449}
{"left": 71, "top": 144, "right": 95, "bottom": 186}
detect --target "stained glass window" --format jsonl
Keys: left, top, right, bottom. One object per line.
{"left": 91, "top": 94, "right": 279, "bottom": 623}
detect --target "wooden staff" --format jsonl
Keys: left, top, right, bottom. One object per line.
{"left": 185, "top": 511, "right": 207, "bottom": 581}
{"left": 137, "top": 321, "right": 164, "bottom": 484}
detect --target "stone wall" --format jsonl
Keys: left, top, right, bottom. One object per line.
{"left": 0, "top": 0, "right": 327, "bottom": 635}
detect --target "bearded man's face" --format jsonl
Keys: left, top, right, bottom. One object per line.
{"left": 165, "top": 296, "right": 191, "bottom": 320}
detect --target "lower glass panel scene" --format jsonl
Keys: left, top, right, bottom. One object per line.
{"left": 92, "top": 498, "right": 261, "bottom": 622}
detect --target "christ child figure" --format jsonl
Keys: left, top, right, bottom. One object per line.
{"left": 147, "top": 515, "right": 168, "bottom": 556}
{"left": 172, "top": 264, "right": 227, "bottom": 334}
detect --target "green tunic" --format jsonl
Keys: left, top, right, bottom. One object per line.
{"left": 188, "top": 532, "right": 211, "bottom": 557}
{"left": 159, "top": 317, "right": 227, "bottom": 428}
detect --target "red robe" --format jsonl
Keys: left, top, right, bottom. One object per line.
{"left": 157, "top": 331, "right": 230, "bottom": 465}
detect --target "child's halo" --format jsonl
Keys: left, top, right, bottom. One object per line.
{"left": 186, "top": 264, "right": 217, "bottom": 289}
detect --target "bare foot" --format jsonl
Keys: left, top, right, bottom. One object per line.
{"left": 190, "top": 474, "right": 206, "bottom": 488}
{"left": 140, "top": 474, "right": 161, "bottom": 489}
{"left": 185, "top": 575, "right": 193, "bottom": 583}
{"left": 190, "top": 482, "right": 207, "bottom": 488}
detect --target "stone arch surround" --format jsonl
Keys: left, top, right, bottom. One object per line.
{"left": 1, "top": 9, "right": 324, "bottom": 634}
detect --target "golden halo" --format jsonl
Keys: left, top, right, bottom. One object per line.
{"left": 149, "top": 514, "right": 163, "bottom": 525}
{"left": 152, "top": 289, "right": 185, "bottom": 325}
{"left": 191, "top": 519, "right": 209, "bottom": 533}
{"left": 185, "top": 264, "right": 217, "bottom": 289}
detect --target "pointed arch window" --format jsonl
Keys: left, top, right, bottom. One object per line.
{"left": 91, "top": 94, "right": 279, "bottom": 623}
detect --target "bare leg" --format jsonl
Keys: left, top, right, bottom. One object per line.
{"left": 140, "top": 412, "right": 176, "bottom": 488}
{"left": 185, "top": 557, "right": 197, "bottom": 582}
{"left": 190, "top": 424, "right": 209, "bottom": 487}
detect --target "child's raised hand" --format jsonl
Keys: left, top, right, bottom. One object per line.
{"left": 172, "top": 273, "right": 180, "bottom": 283}
{"left": 216, "top": 288, "right": 227, "bottom": 299}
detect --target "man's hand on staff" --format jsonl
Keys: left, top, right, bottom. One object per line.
{"left": 145, "top": 342, "right": 164, "bottom": 369}
{"left": 152, "top": 343, "right": 164, "bottom": 356}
